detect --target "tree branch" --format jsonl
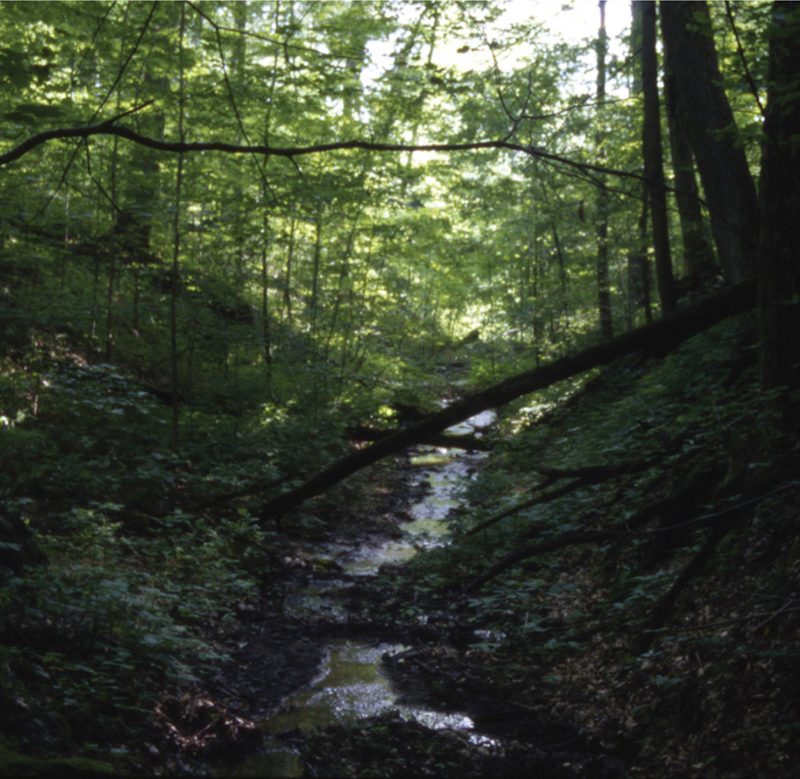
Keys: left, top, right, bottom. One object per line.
{"left": 0, "top": 122, "right": 681, "bottom": 193}
{"left": 463, "top": 479, "right": 584, "bottom": 537}
{"left": 348, "top": 426, "right": 492, "bottom": 451}
{"left": 463, "top": 478, "right": 787, "bottom": 598}
{"left": 463, "top": 530, "right": 616, "bottom": 593}
{"left": 724, "top": 0, "right": 766, "bottom": 118}
{"left": 255, "top": 279, "right": 756, "bottom": 524}
{"left": 464, "top": 459, "right": 656, "bottom": 537}
{"left": 1, "top": 121, "right": 736, "bottom": 228}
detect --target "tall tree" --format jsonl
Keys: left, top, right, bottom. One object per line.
{"left": 170, "top": 3, "right": 186, "bottom": 445}
{"left": 629, "top": 1, "right": 653, "bottom": 325}
{"left": 757, "top": 1, "right": 800, "bottom": 432}
{"left": 662, "top": 46, "right": 716, "bottom": 277}
{"left": 640, "top": 0, "right": 675, "bottom": 313}
{"left": 659, "top": 0, "right": 759, "bottom": 283}
{"left": 594, "top": 0, "right": 613, "bottom": 339}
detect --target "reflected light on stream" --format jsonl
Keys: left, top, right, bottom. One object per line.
{"left": 264, "top": 641, "right": 474, "bottom": 734}
{"left": 238, "top": 412, "right": 497, "bottom": 777}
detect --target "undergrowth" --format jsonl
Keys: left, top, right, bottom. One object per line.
{"left": 0, "top": 338, "right": 378, "bottom": 770}
{"left": 388, "top": 315, "right": 800, "bottom": 777}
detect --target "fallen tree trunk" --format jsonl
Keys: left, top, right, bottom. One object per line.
{"left": 257, "top": 279, "right": 756, "bottom": 524}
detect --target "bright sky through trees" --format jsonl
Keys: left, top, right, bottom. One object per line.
{"left": 535, "top": 0, "right": 631, "bottom": 45}
{"left": 365, "top": 0, "right": 630, "bottom": 85}
{"left": 414, "top": 0, "right": 632, "bottom": 100}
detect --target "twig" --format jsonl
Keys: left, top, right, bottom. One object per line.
{"left": 98, "top": 99, "right": 156, "bottom": 126}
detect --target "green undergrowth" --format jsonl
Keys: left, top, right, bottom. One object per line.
{"left": 385, "top": 316, "right": 800, "bottom": 777}
{"left": 0, "top": 339, "right": 390, "bottom": 770}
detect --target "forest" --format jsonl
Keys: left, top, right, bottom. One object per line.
{"left": 1, "top": 0, "right": 800, "bottom": 776}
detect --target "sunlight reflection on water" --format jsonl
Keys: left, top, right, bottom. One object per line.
{"left": 266, "top": 411, "right": 498, "bottom": 750}
{"left": 264, "top": 640, "right": 477, "bottom": 736}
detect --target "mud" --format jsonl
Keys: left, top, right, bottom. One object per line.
{"left": 141, "top": 427, "right": 628, "bottom": 778}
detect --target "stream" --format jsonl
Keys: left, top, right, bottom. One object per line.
{"left": 231, "top": 411, "right": 495, "bottom": 777}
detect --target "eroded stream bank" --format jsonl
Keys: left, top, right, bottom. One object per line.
{"left": 208, "top": 411, "right": 627, "bottom": 778}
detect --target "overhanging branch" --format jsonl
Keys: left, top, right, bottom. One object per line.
{"left": 0, "top": 122, "right": 656, "bottom": 187}
{"left": 1, "top": 122, "right": 731, "bottom": 222}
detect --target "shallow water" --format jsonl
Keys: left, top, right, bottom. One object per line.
{"left": 248, "top": 412, "right": 495, "bottom": 772}
{"left": 264, "top": 640, "right": 474, "bottom": 734}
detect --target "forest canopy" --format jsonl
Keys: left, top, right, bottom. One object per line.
{"left": 0, "top": 0, "right": 730, "bottom": 410}
{"left": 1, "top": 0, "right": 781, "bottom": 446}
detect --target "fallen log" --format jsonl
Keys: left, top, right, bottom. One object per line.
{"left": 257, "top": 279, "right": 756, "bottom": 524}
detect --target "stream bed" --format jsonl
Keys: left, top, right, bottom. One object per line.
{"left": 231, "top": 412, "right": 495, "bottom": 777}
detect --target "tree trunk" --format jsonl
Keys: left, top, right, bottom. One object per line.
{"left": 629, "top": 191, "right": 653, "bottom": 325}
{"left": 595, "top": 0, "right": 613, "bottom": 339}
{"left": 629, "top": 1, "right": 653, "bottom": 326}
{"left": 257, "top": 280, "right": 756, "bottom": 523}
{"left": 659, "top": 0, "right": 759, "bottom": 283}
{"left": 284, "top": 216, "right": 296, "bottom": 321}
{"left": 663, "top": 57, "right": 716, "bottom": 277}
{"left": 105, "top": 129, "right": 120, "bottom": 363}
{"left": 170, "top": 5, "right": 186, "bottom": 446}
{"left": 641, "top": 1, "right": 676, "bottom": 314}
{"left": 261, "top": 213, "right": 272, "bottom": 378}
{"left": 757, "top": 1, "right": 800, "bottom": 433}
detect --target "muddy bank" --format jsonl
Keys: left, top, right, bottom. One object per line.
{"left": 142, "top": 422, "right": 628, "bottom": 778}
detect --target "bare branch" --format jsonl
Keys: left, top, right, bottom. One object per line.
{"left": 34, "top": 2, "right": 159, "bottom": 219}
{"left": 1, "top": 119, "right": 744, "bottom": 243}
{"left": 185, "top": 0, "right": 361, "bottom": 63}
{"left": 464, "top": 459, "right": 657, "bottom": 537}
{"left": 99, "top": 99, "right": 156, "bottom": 126}
{"left": 94, "top": 2, "right": 159, "bottom": 125}
{"left": 0, "top": 121, "right": 656, "bottom": 186}
{"left": 464, "top": 479, "right": 789, "bottom": 598}
{"left": 463, "top": 530, "right": 616, "bottom": 593}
